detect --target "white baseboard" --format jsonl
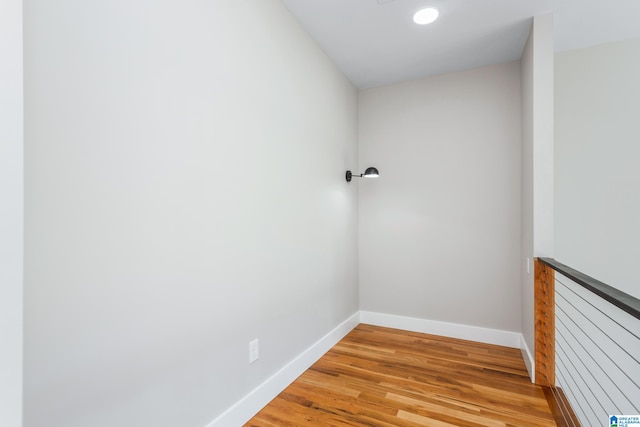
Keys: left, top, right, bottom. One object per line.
{"left": 206, "top": 312, "right": 360, "bottom": 427}
{"left": 360, "top": 311, "right": 523, "bottom": 349}
{"left": 520, "top": 335, "right": 535, "bottom": 382}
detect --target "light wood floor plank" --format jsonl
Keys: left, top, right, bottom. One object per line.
{"left": 246, "top": 324, "right": 556, "bottom": 426}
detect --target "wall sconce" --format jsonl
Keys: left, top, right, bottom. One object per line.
{"left": 346, "top": 167, "right": 379, "bottom": 182}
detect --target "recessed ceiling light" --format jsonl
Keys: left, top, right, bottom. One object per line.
{"left": 413, "top": 7, "right": 439, "bottom": 25}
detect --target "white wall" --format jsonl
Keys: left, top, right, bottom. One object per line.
{"left": 23, "top": 1, "right": 358, "bottom": 426}
{"left": 359, "top": 62, "right": 522, "bottom": 333}
{"left": 520, "top": 14, "right": 554, "bottom": 376}
{"left": 520, "top": 21, "right": 535, "bottom": 371}
{"left": 0, "top": 0, "right": 23, "bottom": 425}
{"left": 533, "top": 16, "right": 555, "bottom": 260}
{"left": 555, "top": 38, "right": 640, "bottom": 299}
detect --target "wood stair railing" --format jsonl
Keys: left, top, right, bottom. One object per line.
{"left": 534, "top": 258, "right": 581, "bottom": 427}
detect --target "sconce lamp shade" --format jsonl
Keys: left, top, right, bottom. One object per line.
{"left": 363, "top": 167, "right": 379, "bottom": 178}
{"left": 346, "top": 167, "right": 379, "bottom": 182}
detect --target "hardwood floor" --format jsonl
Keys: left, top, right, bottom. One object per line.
{"left": 246, "top": 324, "right": 556, "bottom": 427}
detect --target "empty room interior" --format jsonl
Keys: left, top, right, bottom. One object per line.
{"left": 2, "top": 0, "right": 640, "bottom": 426}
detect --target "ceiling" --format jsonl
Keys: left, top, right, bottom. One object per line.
{"left": 280, "top": 0, "right": 640, "bottom": 89}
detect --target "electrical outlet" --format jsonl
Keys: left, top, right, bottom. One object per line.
{"left": 249, "top": 339, "right": 259, "bottom": 364}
